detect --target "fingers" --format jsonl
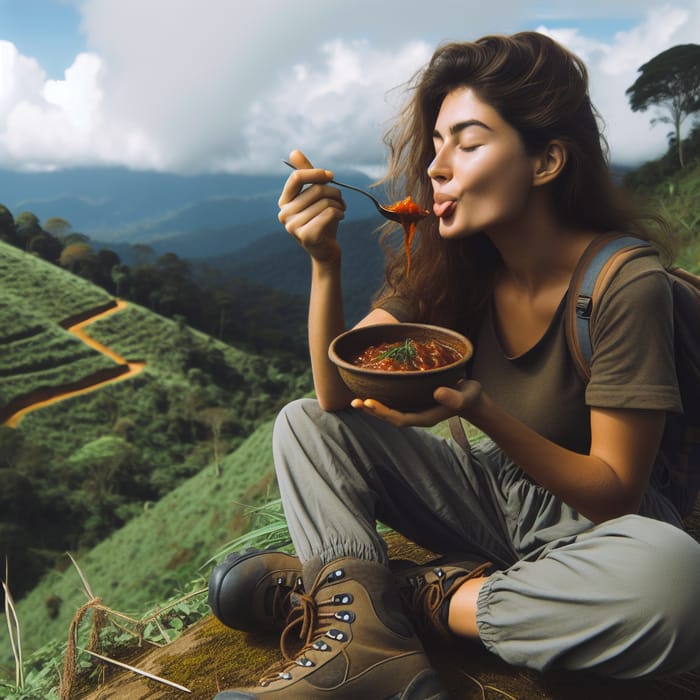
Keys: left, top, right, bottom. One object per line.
{"left": 433, "top": 386, "right": 463, "bottom": 410}
{"left": 278, "top": 150, "right": 346, "bottom": 253}
{"left": 279, "top": 149, "right": 336, "bottom": 208}
{"left": 288, "top": 148, "right": 313, "bottom": 169}
{"left": 351, "top": 398, "right": 450, "bottom": 428}
{"left": 279, "top": 186, "right": 345, "bottom": 243}
{"left": 351, "top": 380, "right": 481, "bottom": 427}
{"left": 433, "top": 380, "right": 483, "bottom": 412}
{"left": 280, "top": 183, "right": 344, "bottom": 222}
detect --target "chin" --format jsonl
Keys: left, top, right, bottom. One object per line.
{"left": 438, "top": 218, "right": 477, "bottom": 240}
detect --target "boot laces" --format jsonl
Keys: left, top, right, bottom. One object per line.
{"left": 269, "top": 575, "right": 302, "bottom": 624}
{"left": 258, "top": 586, "right": 350, "bottom": 686}
{"left": 405, "top": 561, "right": 492, "bottom": 641}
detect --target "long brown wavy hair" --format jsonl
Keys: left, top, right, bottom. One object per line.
{"left": 373, "top": 31, "right": 672, "bottom": 336}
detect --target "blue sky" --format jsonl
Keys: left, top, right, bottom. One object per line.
{"left": 0, "top": 0, "right": 84, "bottom": 77}
{"left": 1, "top": 0, "right": 699, "bottom": 174}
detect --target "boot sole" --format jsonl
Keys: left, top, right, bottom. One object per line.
{"left": 213, "top": 668, "right": 448, "bottom": 700}
{"left": 389, "top": 668, "right": 450, "bottom": 700}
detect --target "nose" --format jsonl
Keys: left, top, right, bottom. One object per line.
{"left": 427, "top": 147, "right": 450, "bottom": 182}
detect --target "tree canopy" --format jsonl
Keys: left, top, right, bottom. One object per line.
{"left": 626, "top": 43, "right": 700, "bottom": 167}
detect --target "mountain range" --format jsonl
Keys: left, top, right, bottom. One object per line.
{"left": 0, "top": 166, "right": 381, "bottom": 259}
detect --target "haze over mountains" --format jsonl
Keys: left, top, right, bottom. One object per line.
{"left": 0, "top": 166, "right": 381, "bottom": 259}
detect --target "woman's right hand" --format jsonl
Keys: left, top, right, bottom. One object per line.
{"left": 278, "top": 149, "right": 346, "bottom": 263}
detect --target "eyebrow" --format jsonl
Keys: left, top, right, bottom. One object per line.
{"left": 433, "top": 119, "right": 492, "bottom": 138}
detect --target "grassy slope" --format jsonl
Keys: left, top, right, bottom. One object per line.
{"left": 0, "top": 243, "right": 118, "bottom": 404}
{"left": 1, "top": 419, "right": 277, "bottom": 662}
{"left": 0, "top": 240, "right": 113, "bottom": 318}
{"left": 665, "top": 162, "right": 700, "bottom": 272}
{"left": 0, "top": 244, "right": 310, "bottom": 670}
{"left": 2, "top": 241, "right": 309, "bottom": 475}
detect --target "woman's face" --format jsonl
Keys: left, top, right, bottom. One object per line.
{"left": 429, "top": 86, "right": 537, "bottom": 238}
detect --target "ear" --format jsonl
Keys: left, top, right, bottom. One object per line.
{"left": 532, "top": 140, "right": 567, "bottom": 186}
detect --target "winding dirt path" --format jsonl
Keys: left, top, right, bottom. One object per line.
{"left": 3, "top": 299, "right": 145, "bottom": 428}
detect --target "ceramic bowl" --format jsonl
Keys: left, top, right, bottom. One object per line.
{"left": 328, "top": 323, "right": 473, "bottom": 411}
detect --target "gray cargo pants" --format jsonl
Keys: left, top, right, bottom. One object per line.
{"left": 272, "top": 398, "right": 700, "bottom": 679}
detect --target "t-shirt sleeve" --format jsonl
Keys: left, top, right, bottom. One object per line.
{"left": 374, "top": 295, "right": 413, "bottom": 322}
{"left": 586, "top": 256, "right": 681, "bottom": 412}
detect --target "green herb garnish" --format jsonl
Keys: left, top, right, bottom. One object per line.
{"left": 376, "top": 338, "right": 418, "bottom": 365}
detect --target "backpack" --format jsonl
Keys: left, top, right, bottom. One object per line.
{"left": 448, "top": 232, "right": 700, "bottom": 518}
{"left": 565, "top": 232, "right": 700, "bottom": 517}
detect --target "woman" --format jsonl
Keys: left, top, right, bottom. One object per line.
{"left": 211, "top": 32, "right": 700, "bottom": 699}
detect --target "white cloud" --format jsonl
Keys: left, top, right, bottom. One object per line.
{"left": 0, "top": 40, "right": 46, "bottom": 129}
{"left": 537, "top": 2, "right": 700, "bottom": 165}
{"left": 237, "top": 39, "right": 433, "bottom": 173}
{"left": 0, "top": 1, "right": 699, "bottom": 173}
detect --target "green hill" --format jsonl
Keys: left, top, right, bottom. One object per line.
{"left": 0, "top": 240, "right": 311, "bottom": 606}
{"left": 0, "top": 239, "right": 113, "bottom": 317}
{"left": 0, "top": 290, "right": 117, "bottom": 411}
{"left": 0, "top": 415, "right": 279, "bottom": 666}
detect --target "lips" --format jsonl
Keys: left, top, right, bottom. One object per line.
{"left": 433, "top": 199, "right": 456, "bottom": 218}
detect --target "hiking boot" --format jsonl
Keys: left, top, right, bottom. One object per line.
{"left": 213, "top": 557, "right": 448, "bottom": 699}
{"left": 208, "top": 547, "right": 427, "bottom": 635}
{"left": 208, "top": 549, "right": 303, "bottom": 633}
{"left": 393, "top": 557, "right": 493, "bottom": 642}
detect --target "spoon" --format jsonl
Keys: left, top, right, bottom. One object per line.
{"left": 283, "top": 159, "right": 405, "bottom": 223}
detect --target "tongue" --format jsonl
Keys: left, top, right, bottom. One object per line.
{"left": 433, "top": 201, "right": 455, "bottom": 218}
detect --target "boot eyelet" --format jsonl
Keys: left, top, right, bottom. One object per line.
{"left": 434, "top": 567, "right": 445, "bottom": 578}
{"left": 327, "top": 568, "right": 345, "bottom": 582}
{"left": 296, "top": 657, "right": 314, "bottom": 667}
{"left": 334, "top": 610, "right": 355, "bottom": 623}
{"left": 332, "top": 593, "right": 353, "bottom": 605}
{"left": 312, "top": 640, "right": 331, "bottom": 651}
{"left": 326, "top": 628, "right": 346, "bottom": 641}
{"left": 279, "top": 671, "right": 293, "bottom": 680}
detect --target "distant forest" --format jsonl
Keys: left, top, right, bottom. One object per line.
{"left": 0, "top": 206, "right": 309, "bottom": 358}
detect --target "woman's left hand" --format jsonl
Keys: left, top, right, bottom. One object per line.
{"left": 351, "top": 379, "right": 483, "bottom": 428}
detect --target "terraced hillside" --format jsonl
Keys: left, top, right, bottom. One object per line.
{"left": 0, "top": 239, "right": 114, "bottom": 318}
{"left": 0, "top": 293, "right": 120, "bottom": 419}
{"left": 0, "top": 240, "right": 311, "bottom": 606}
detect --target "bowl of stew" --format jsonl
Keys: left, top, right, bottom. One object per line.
{"left": 328, "top": 323, "right": 473, "bottom": 411}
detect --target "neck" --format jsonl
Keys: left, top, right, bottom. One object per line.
{"left": 486, "top": 201, "right": 594, "bottom": 296}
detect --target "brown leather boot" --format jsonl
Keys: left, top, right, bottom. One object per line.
{"left": 213, "top": 557, "right": 448, "bottom": 699}
{"left": 393, "top": 557, "right": 493, "bottom": 642}
{"left": 208, "top": 549, "right": 303, "bottom": 633}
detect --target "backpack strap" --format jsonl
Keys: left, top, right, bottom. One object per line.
{"left": 565, "top": 233, "right": 657, "bottom": 384}
{"left": 448, "top": 415, "right": 471, "bottom": 455}
{"left": 449, "top": 234, "right": 658, "bottom": 455}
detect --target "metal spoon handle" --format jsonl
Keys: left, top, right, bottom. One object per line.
{"left": 282, "top": 160, "right": 400, "bottom": 222}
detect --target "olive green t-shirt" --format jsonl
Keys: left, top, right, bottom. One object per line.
{"left": 378, "top": 254, "right": 681, "bottom": 455}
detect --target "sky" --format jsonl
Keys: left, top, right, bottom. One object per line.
{"left": 0, "top": 0, "right": 699, "bottom": 176}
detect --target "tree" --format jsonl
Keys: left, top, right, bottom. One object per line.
{"left": 59, "top": 241, "right": 94, "bottom": 273}
{"left": 14, "top": 211, "right": 42, "bottom": 250}
{"left": 28, "top": 232, "right": 63, "bottom": 263}
{"left": 67, "top": 436, "right": 144, "bottom": 541}
{"left": 111, "top": 263, "right": 131, "bottom": 297}
{"left": 626, "top": 44, "right": 700, "bottom": 167}
{"left": 0, "top": 204, "right": 17, "bottom": 245}
{"left": 62, "top": 232, "right": 91, "bottom": 246}
{"left": 196, "top": 406, "right": 234, "bottom": 476}
{"left": 43, "top": 216, "right": 72, "bottom": 237}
